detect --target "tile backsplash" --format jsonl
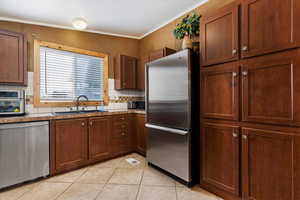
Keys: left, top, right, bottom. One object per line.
{"left": 1, "top": 72, "right": 144, "bottom": 114}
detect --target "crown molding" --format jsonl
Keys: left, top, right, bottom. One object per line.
{"left": 139, "top": 0, "right": 209, "bottom": 39}
{"left": 0, "top": 17, "right": 141, "bottom": 39}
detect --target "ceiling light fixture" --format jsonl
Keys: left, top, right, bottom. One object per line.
{"left": 72, "top": 18, "right": 87, "bottom": 30}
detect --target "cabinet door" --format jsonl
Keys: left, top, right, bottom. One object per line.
{"left": 201, "top": 122, "right": 240, "bottom": 195}
{"left": 201, "top": 62, "right": 239, "bottom": 121}
{"left": 241, "top": 127, "right": 300, "bottom": 200}
{"left": 137, "top": 55, "right": 149, "bottom": 90}
{"left": 121, "top": 55, "right": 137, "bottom": 89}
{"left": 241, "top": 0, "right": 300, "bottom": 58}
{"left": 201, "top": 2, "right": 239, "bottom": 66}
{"left": 88, "top": 117, "right": 111, "bottom": 161}
{"left": 55, "top": 119, "right": 88, "bottom": 172}
{"left": 241, "top": 51, "right": 295, "bottom": 125}
{"left": 114, "top": 55, "right": 137, "bottom": 90}
{"left": 0, "top": 29, "right": 27, "bottom": 84}
{"left": 136, "top": 114, "right": 147, "bottom": 155}
{"left": 149, "top": 48, "right": 176, "bottom": 62}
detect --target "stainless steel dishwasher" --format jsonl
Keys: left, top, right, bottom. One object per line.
{"left": 0, "top": 121, "right": 49, "bottom": 189}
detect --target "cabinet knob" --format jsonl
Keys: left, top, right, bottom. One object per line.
{"left": 242, "top": 46, "right": 248, "bottom": 51}
{"left": 242, "top": 135, "right": 247, "bottom": 140}
{"left": 232, "top": 72, "right": 237, "bottom": 77}
{"left": 232, "top": 49, "right": 237, "bottom": 55}
{"left": 122, "top": 132, "right": 125, "bottom": 136}
{"left": 81, "top": 122, "right": 85, "bottom": 127}
{"left": 90, "top": 121, "right": 93, "bottom": 126}
{"left": 232, "top": 133, "right": 238, "bottom": 137}
{"left": 242, "top": 71, "right": 248, "bottom": 76}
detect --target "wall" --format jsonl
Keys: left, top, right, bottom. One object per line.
{"left": 139, "top": 0, "right": 235, "bottom": 56}
{"left": 0, "top": 21, "right": 143, "bottom": 113}
{"left": 0, "top": 21, "right": 140, "bottom": 78}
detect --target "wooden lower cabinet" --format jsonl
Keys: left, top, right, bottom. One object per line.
{"left": 242, "top": 127, "right": 300, "bottom": 200}
{"left": 51, "top": 113, "right": 145, "bottom": 174}
{"left": 200, "top": 122, "right": 240, "bottom": 197}
{"left": 135, "top": 114, "right": 147, "bottom": 155}
{"left": 88, "top": 117, "right": 112, "bottom": 162}
{"left": 111, "top": 114, "right": 134, "bottom": 156}
{"left": 54, "top": 118, "right": 88, "bottom": 173}
{"left": 200, "top": 121, "right": 300, "bottom": 200}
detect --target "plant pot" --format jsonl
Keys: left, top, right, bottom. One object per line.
{"left": 182, "top": 35, "right": 193, "bottom": 49}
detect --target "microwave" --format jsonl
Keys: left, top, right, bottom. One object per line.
{"left": 0, "top": 89, "right": 25, "bottom": 116}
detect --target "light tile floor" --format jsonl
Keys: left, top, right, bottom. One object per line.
{"left": 0, "top": 153, "right": 223, "bottom": 200}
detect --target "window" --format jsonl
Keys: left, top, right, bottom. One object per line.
{"left": 34, "top": 40, "right": 108, "bottom": 107}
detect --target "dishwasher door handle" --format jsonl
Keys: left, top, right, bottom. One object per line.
{"left": 0, "top": 121, "right": 49, "bottom": 130}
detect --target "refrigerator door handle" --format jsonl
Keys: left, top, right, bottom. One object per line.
{"left": 145, "top": 123, "right": 189, "bottom": 135}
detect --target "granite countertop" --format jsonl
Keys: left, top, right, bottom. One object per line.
{"left": 0, "top": 109, "right": 146, "bottom": 124}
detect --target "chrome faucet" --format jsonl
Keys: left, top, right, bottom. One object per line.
{"left": 75, "top": 95, "right": 89, "bottom": 111}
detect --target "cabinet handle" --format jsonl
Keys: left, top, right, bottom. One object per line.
{"left": 232, "top": 72, "right": 237, "bottom": 77}
{"left": 90, "top": 121, "right": 93, "bottom": 126}
{"left": 242, "top": 71, "right": 248, "bottom": 76}
{"left": 242, "top": 135, "right": 247, "bottom": 140}
{"left": 81, "top": 122, "right": 85, "bottom": 127}
{"left": 232, "top": 49, "right": 237, "bottom": 55}
{"left": 232, "top": 133, "right": 238, "bottom": 137}
{"left": 122, "top": 132, "right": 126, "bottom": 136}
{"left": 242, "top": 46, "right": 248, "bottom": 51}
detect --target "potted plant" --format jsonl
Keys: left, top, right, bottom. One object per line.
{"left": 173, "top": 13, "right": 200, "bottom": 49}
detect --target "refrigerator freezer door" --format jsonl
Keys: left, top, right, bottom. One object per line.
{"left": 146, "top": 50, "right": 190, "bottom": 129}
{"left": 147, "top": 127, "right": 191, "bottom": 182}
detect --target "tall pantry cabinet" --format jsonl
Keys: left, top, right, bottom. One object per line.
{"left": 200, "top": 0, "right": 300, "bottom": 200}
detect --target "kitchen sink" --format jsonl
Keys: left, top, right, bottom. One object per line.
{"left": 54, "top": 110, "right": 106, "bottom": 115}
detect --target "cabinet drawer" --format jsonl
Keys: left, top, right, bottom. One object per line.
{"left": 112, "top": 126, "right": 128, "bottom": 139}
{"left": 113, "top": 115, "right": 127, "bottom": 122}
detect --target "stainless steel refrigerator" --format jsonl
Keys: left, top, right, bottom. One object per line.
{"left": 145, "top": 49, "right": 198, "bottom": 185}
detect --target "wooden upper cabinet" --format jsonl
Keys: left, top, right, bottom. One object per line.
{"left": 114, "top": 54, "right": 137, "bottom": 90}
{"left": 55, "top": 118, "right": 88, "bottom": 172}
{"left": 241, "top": 0, "right": 300, "bottom": 58}
{"left": 201, "top": 122, "right": 240, "bottom": 196}
{"left": 149, "top": 48, "right": 176, "bottom": 62}
{"left": 201, "top": 2, "right": 239, "bottom": 66}
{"left": 0, "top": 29, "right": 27, "bottom": 85}
{"left": 241, "top": 127, "right": 300, "bottom": 200}
{"left": 201, "top": 62, "right": 239, "bottom": 121}
{"left": 137, "top": 55, "right": 149, "bottom": 90}
{"left": 241, "top": 50, "right": 300, "bottom": 125}
{"left": 88, "top": 117, "right": 111, "bottom": 162}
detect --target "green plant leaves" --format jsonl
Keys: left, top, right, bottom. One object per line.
{"left": 173, "top": 13, "right": 200, "bottom": 40}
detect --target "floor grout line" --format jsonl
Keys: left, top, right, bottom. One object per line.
{"left": 135, "top": 164, "right": 146, "bottom": 200}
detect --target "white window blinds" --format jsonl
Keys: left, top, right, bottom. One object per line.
{"left": 40, "top": 47, "right": 104, "bottom": 102}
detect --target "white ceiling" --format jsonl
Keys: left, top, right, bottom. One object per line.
{"left": 0, "top": 0, "right": 208, "bottom": 39}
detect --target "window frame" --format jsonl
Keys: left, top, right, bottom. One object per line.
{"left": 33, "top": 40, "right": 109, "bottom": 107}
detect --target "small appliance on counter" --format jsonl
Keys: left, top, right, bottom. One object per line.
{"left": 0, "top": 89, "right": 25, "bottom": 116}
{"left": 127, "top": 101, "right": 145, "bottom": 110}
